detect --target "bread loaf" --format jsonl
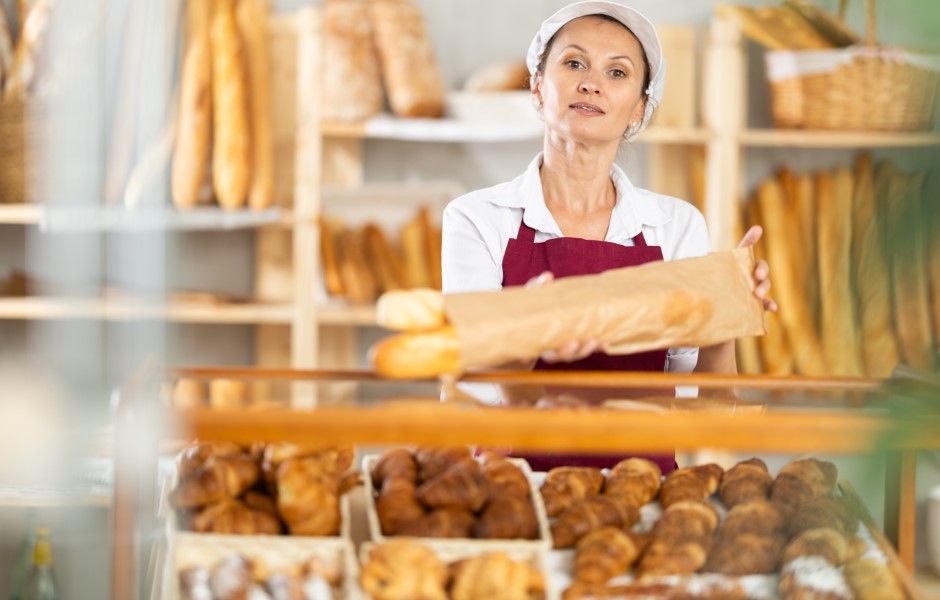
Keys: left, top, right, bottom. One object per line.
{"left": 369, "top": 0, "right": 445, "bottom": 118}
{"left": 370, "top": 325, "right": 461, "bottom": 379}
{"left": 171, "top": 0, "right": 212, "bottom": 210}
{"left": 401, "top": 214, "right": 433, "bottom": 288}
{"left": 363, "top": 223, "right": 408, "bottom": 293}
{"left": 376, "top": 288, "right": 446, "bottom": 331}
{"left": 236, "top": 0, "right": 275, "bottom": 211}
{"left": 210, "top": 0, "right": 250, "bottom": 210}
{"left": 3, "top": 0, "right": 50, "bottom": 100}
{"left": 209, "top": 378, "right": 247, "bottom": 408}
{"left": 756, "top": 178, "right": 827, "bottom": 375}
{"left": 319, "top": 217, "right": 345, "bottom": 297}
{"left": 816, "top": 169, "right": 863, "bottom": 376}
{"left": 925, "top": 171, "right": 940, "bottom": 355}
{"left": 462, "top": 61, "right": 530, "bottom": 92}
{"left": 852, "top": 155, "right": 900, "bottom": 376}
{"left": 322, "top": 0, "right": 383, "bottom": 121}
{"left": 338, "top": 227, "right": 377, "bottom": 304}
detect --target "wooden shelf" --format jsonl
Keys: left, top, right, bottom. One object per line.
{"left": 0, "top": 297, "right": 294, "bottom": 324}
{"left": 0, "top": 203, "right": 41, "bottom": 225}
{"left": 739, "top": 128, "right": 940, "bottom": 148}
{"left": 915, "top": 566, "right": 940, "bottom": 599}
{"left": 317, "top": 303, "right": 377, "bottom": 326}
{"left": 0, "top": 489, "right": 110, "bottom": 508}
{"left": 0, "top": 205, "right": 287, "bottom": 230}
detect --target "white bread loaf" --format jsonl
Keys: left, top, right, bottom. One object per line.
{"left": 322, "top": 0, "right": 384, "bottom": 121}
{"left": 462, "top": 61, "right": 530, "bottom": 92}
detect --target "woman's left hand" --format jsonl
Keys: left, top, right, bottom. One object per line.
{"left": 738, "top": 225, "right": 778, "bottom": 313}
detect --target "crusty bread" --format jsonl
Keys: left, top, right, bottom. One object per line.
{"left": 816, "top": 168, "right": 863, "bottom": 376}
{"left": 236, "top": 0, "right": 275, "bottom": 211}
{"left": 322, "top": 0, "right": 383, "bottom": 121}
{"left": 370, "top": 326, "right": 462, "bottom": 379}
{"left": 851, "top": 155, "right": 899, "bottom": 376}
{"left": 319, "top": 216, "right": 345, "bottom": 297}
{"left": 401, "top": 214, "right": 433, "bottom": 289}
{"left": 172, "top": 0, "right": 213, "bottom": 210}
{"left": 376, "top": 288, "right": 446, "bottom": 332}
{"left": 210, "top": 0, "right": 250, "bottom": 210}
{"left": 369, "top": 0, "right": 445, "bottom": 118}
{"left": 793, "top": 172, "right": 820, "bottom": 334}
{"left": 363, "top": 223, "right": 408, "bottom": 293}
{"left": 462, "top": 61, "right": 529, "bottom": 92}
{"left": 338, "top": 227, "right": 377, "bottom": 304}
{"left": 3, "top": 0, "right": 50, "bottom": 100}
{"left": 925, "top": 170, "right": 940, "bottom": 358}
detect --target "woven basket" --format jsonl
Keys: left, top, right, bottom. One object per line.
{"left": 0, "top": 98, "right": 27, "bottom": 202}
{"left": 765, "top": 0, "right": 940, "bottom": 131}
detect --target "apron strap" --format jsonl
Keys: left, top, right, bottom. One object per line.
{"left": 633, "top": 231, "right": 648, "bottom": 247}
{"left": 516, "top": 218, "right": 537, "bottom": 243}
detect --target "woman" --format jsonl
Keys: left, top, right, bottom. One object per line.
{"left": 441, "top": 1, "right": 775, "bottom": 472}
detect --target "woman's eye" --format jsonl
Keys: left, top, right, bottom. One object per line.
{"left": 566, "top": 59, "right": 583, "bottom": 69}
{"left": 610, "top": 69, "right": 626, "bottom": 78}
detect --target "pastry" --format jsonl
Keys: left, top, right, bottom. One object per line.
{"left": 209, "top": 555, "right": 254, "bottom": 600}
{"left": 462, "top": 61, "right": 530, "bottom": 92}
{"left": 659, "top": 463, "right": 723, "bottom": 508}
{"left": 478, "top": 452, "right": 531, "bottom": 499}
{"left": 781, "top": 527, "right": 851, "bottom": 567}
{"left": 275, "top": 458, "right": 342, "bottom": 536}
{"left": 603, "top": 457, "right": 661, "bottom": 507}
{"left": 720, "top": 500, "right": 786, "bottom": 538}
{"left": 376, "top": 477, "right": 425, "bottom": 535}
{"left": 653, "top": 500, "right": 720, "bottom": 541}
{"left": 777, "top": 458, "right": 838, "bottom": 498}
{"left": 360, "top": 541, "right": 448, "bottom": 600}
{"left": 175, "top": 439, "right": 243, "bottom": 479}
{"left": 363, "top": 223, "right": 408, "bottom": 293}
{"left": 541, "top": 466, "right": 605, "bottom": 517}
{"left": 719, "top": 457, "right": 772, "bottom": 508}
{"left": 191, "top": 497, "right": 281, "bottom": 535}
{"left": 170, "top": 454, "right": 260, "bottom": 508}
{"left": 572, "top": 526, "right": 642, "bottom": 585}
{"left": 415, "top": 461, "right": 487, "bottom": 512}
{"left": 450, "top": 552, "right": 546, "bottom": 600}
{"left": 371, "top": 447, "right": 418, "bottom": 486}
{"left": 788, "top": 495, "right": 858, "bottom": 538}
{"left": 702, "top": 531, "right": 786, "bottom": 575}
{"left": 395, "top": 507, "right": 475, "bottom": 538}
{"left": 339, "top": 227, "right": 378, "bottom": 304}
{"left": 779, "top": 555, "right": 853, "bottom": 600}
{"left": 550, "top": 495, "right": 639, "bottom": 549}
{"left": 635, "top": 536, "right": 714, "bottom": 578}
{"left": 473, "top": 495, "right": 539, "bottom": 540}
{"left": 843, "top": 557, "right": 905, "bottom": 600}
{"left": 413, "top": 445, "right": 473, "bottom": 482}
{"left": 320, "top": 217, "right": 346, "bottom": 297}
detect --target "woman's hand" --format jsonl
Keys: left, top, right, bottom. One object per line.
{"left": 525, "top": 271, "right": 602, "bottom": 364}
{"left": 738, "top": 226, "right": 778, "bottom": 313}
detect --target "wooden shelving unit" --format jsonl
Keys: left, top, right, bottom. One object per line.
{"left": 738, "top": 128, "right": 940, "bottom": 148}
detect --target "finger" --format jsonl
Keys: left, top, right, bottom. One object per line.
{"left": 764, "top": 298, "right": 778, "bottom": 313}
{"left": 570, "top": 340, "right": 599, "bottom": 361}
{"left": 754, "top": 259, "right": 769, "bottom": 280}
{"left": 755, "top": 279, "right": 771, "bottom": 299}
{"left": 737, "top": 225, "right": 763, "bottom": 248}
{"left": 541, "top": 339, "right": 578, "bottom": 364}
{"left": 525, "top": 271, "right": 554, "bottom": 288}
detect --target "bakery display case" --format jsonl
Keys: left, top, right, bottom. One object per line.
{"left": 136, "top": 365, "right": 940, "bottom": 599}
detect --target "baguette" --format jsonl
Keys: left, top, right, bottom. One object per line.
{"left": 0, "top": 6, "right": 13, "bottom": 91}
{"left": 401, "top": 215, "right": 433, "bottom": 288}
{"left": 852, "top": 154, "right": 899, "bottom": 376}
{"left": 755, "top": 178, "right": 826, "bottom": 375}
{"left": 363, "top": 223, "right": 408, "bottom": 293}
{"left": 171, "top": 0, "right": 213, "bottom": 210}
{"left": 3, "top": 0, "right": 49, "bottom": 100}
{"left": 925, "top": 170, "right": 940, "bottom": 357}
{"left": 886, "top": 170, "right": 932, "bottom": 370}
{"left": 236, "top": 0, "right": 275, "bottom": 211}
{"left": 376, "top": 287, "right": 446, "bottom": 331}
{"left": 319, "top": 216, "right": 345, "bottom": 297}
{"left": 210, "top": 0, "right": 250, "bottom": 210}
{"left": 816, "top": 169, "right": 863, "bottom": 376}
{"left": 322, "top": 0, "right": 383, "bottom": 121}
{"left": 369, "top": 326, "right": 462, "bottom": 379}
{"left": 369, "top": 0, "right": 445, "bottom": 117}
{"left": 784, "top": 0, "right": 861, "bottom": 47}
{"left": 338, "top": 227, "right": 377, "bottom": 304}
{"left": 420, "top": 208, "right": 442, "bottom": 290}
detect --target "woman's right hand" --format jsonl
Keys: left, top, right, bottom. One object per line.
{"left": 525, "top": 271, "right": 601, "bottom": 364}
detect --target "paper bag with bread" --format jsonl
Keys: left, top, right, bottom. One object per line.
{"left": 369, "top": 247, "right": 767, "bottom": 378}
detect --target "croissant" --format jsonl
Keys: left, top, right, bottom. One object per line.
{"left": 209, "top": 555, "right": 255, "bottom": 600}
{"left": 603, "top": 457, "right": 661, "bottom": 507}
{"left": 276, "top": 459, "right": 341, "bottom": 536}
{"left": 360, "top": 540, "right": 448, "bottom": 600}
{"left": 720, "top": 500, "right": 786, "bottom": 538}
{"left": 768, "top": 474, "right": 816, "bottom": 516}
{"left": 779, "top": 556, "right": 854, "bottom": 600}
{"left": 635, "top": 536, "right": 715, "bottom": 578}
{"left": 788, "top": 495, "right": 858, "bottom": 538}
{"left": 192, "top": 498, "right": 281, "bottom": 535}
{"left": 263, "top": 442, "right": 354, "bottom": 488}
{"left": 242, "top": 490, "right": 278, "bottom": 519}
{"left": 843, "top": 557, "right": 906, "bottom": 600}
{"left": 479, "top": 452, "right": 531, "bottom": 499}
{"left": 473, "top": 495, "right": 539, "bottom": 540}
{"left": 371, "top": 448, "right": 418, "bottom": 486}
{"left": 302, "top": 553, "right": 344, "bottom": 587}
{"left": 702, "top": 532, "right": 786, "bottom": 575}
{"left": 170, "top": 454, "right": 261, "bottom": 508}
{"left": 550, "top": 495, "right": 639, "bottom": 549}
{"left": 415, "top": 461, "right": 487, "bottom": 512}
{"left": 777, "top": 458, "right": 838, "bottom": 497}
{"left": 659, "top": 463, "right": 724, "bottom": 508}
{"left": 176, "top": 439, "right": 243, "bottom": 479}
{"left": 540, "top": 466, "right": 604, "bottom": 517}
{"left": 376, "top": 478, "right": 425, "bottom": 535}
{"left": 414, "top": 445, "right": 473, "bottom": 482}
{"left": 395, "top": 507, "right": 475, "bottom": 538}
{"left": 781, "top": 527, "right": 851, "bottom": 567}
{"left": 718, "top": 457, "right": 772, "bottom": 508}
{"left": 572, "top": 526, "right": 642, "bottom": 585}
{"left": 450, "top": 552, "right": 545, "bottom": 600}
{"left": 653, "top": 500, "right": 720, "bottom": 541}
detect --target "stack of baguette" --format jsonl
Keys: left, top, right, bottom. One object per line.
{"left": 172, "top": 0, "right": 274, "bottom": 212}
{"left": 169, "top": 439, "right": 360, "bottom": 537}
{"left": 716, "top": 0, "right": 860, "bottom": 51}
{"left": 320, "top": 205, "right": 443, "bottom": 305}
{"left": 739, "top": 156, "right": 938, "bottom": 377}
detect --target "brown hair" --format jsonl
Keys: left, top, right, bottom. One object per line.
{"left": 535, "top": 14, "right": 651, "bottom": 98}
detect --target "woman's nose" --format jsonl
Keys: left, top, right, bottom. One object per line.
{"left": 579, "top": 79, "right": 600, "bottom": 94}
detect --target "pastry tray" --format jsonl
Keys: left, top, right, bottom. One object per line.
{"left": 362, "top": 454, "right": 552, "bottom": 551}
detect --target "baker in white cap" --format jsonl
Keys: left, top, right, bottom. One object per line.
{"left": 442, "top": 2, "right": 775, "bottom": 471}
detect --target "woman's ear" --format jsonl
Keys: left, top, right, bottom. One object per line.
{"left": 631, "top": 98, "right": 646, "bottom": 126}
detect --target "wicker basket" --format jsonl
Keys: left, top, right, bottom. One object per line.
{"left": 0, "top": 98, "right": 27, "bottom": 202}
{"left": 765, "top": 0, "right": 940, "bottom": 131}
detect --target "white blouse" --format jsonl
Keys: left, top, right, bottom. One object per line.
{"left": 442, "top": 153, "right": 712, "bottom": 376}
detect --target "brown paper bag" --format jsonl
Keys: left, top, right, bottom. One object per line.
{"left": 444, "top": 248, "right": 766, "bottom": 371}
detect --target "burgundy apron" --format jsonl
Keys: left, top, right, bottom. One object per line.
{"left": 501, "top": 219, "right": 676, "bottom": 474}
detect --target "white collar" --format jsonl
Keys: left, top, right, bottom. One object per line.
{"left": 491, "top": 153, "right": 671, "bottom": 241}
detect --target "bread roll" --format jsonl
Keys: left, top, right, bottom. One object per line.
{"left": 369, "top": 326, "right": 462, "bottom": 379}
{"left": 755, "top": 178, "right": 826, "bottom": 375}
{"left": 816, "top": 169, "right": 863, "bottom": 376}
{"left": 210, "top": 0, "right": 250, "bottom": 210}
{"left": 851, "top": 154, "right": 899, "bottom": 377}
{"left": 173, "top": 378, "right": 207, "bottom": 409}
{"left": 236, "top": 0, "right": 274, "bottom": 211}
{"left": 376, "top": 288, "right": 446, "bottom": 331}
{"left": 322, "top": 0, "right": 383, "bottom": 121}
{"left": 209, "top": 378, "right": 248, "bottom": 408}
{"left": 886, "top": 170, "right": 933, "bottom": 370}
{"left": 172, "top": 0, "right": 213, "bottom": 210}
{"left": 462, "top": 61, "right": 529, "bottom": 92}
{"left": 369, "top": 0, "right": 445, "bottom": 118}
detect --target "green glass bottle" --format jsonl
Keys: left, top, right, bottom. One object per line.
{"left": 8, "top": 518, "right": 37, "bottom": 600}
{"left": 20, "top": 528, "right": 58, "bottom": 600}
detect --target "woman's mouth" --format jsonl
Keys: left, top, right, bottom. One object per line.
{"left": 570, "top": 103, "right": 605, "bottom": 115}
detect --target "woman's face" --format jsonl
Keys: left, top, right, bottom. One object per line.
{"left": 534, "top": 16, "right": 648, "bottom": 144}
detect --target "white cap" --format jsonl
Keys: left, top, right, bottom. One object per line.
{"left": 525, "top": 1, "right": 666, "bottom": 140}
